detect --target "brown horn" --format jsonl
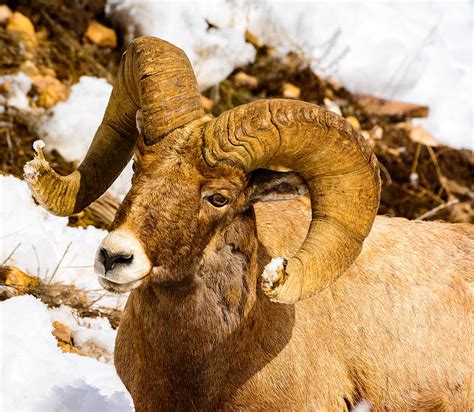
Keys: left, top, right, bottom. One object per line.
{"left": 24, "top": 36, "right": 204, "bottom": 216}
{"left": 202, "top": 99, "right": 380, "bottom": 304}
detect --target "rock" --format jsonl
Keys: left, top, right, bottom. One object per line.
{"left": 58, "top": 341, "right": 83, "bottom": 355}
{"left": 370, "top": 125, "right": 383, "bottom": 140}
{"left": 354, "top": 93, "right": 429, "bottom": 120}
{"left": 245, "top": 29, "right": 263, "bottom": 49}
{"left": 52, "top": 321, "right": 73, "bottom": 345}
{"left": 409, "top": 124, "right": 439, "bottom": 147}
{"left": 346, "top": 115, "right": 361, "bottom": 130}
{"left": 234, "top": 71, "right": 258, "bottom": 89}
{"left": 282, "top": 82, "right": 301, "bottom": 99}
{"left": 200, "top": 94, "right": 214, "bottom": 111}
{"left": 6, "top": 12, "right": 37, "bottom": 51}
{"left": 31, "top": 75, "right": 69, "bottom": 108}
{"left": 19, "top": 60, "right": 40, "bottom": 77}
{"left": 0, "top": 266, "right": 40, "bottom": 295}
{"left": 84, "top": 21, "right": 117, "bottom": 48}
{"left": 0, "top": 82, "right": 11, "bottom": 95}
{"left": 324, "top": 97, "right": 342, "bottom": 116}
{"left": 7, "top": 11, "right": 35, "bottom": 37}
{"left": 0, "top": 5, "right": 12, "bottom": 26}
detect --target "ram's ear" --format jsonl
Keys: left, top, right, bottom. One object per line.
{"left": 246, "top": 169, "right": 308, "bottom": 206}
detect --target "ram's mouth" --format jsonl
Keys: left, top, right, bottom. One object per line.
{"left": 98, "top": 275, "right": 148, "bottom": 293}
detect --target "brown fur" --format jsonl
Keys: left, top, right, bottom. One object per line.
{"left": 112, "top": 128, "right": 473, "bottom": 411}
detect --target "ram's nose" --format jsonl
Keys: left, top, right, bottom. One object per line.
{"left": 98, "top": 247, "right": 134, "bottom": 273}
{"left": 95, "top": 229, "right": 152, "bottom": 290}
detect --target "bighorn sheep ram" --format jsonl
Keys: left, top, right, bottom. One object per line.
{"left": 25, "top": 37, "right": 472, "bottom": 411}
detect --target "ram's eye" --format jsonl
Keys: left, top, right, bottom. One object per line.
{"left": 207, "top": 193, "right": 229, "bottom": 207}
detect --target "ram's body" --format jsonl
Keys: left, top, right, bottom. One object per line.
{"left": 114, "top": 199, "right": 473, "bottom": 411}
{"left": 24, "top": 37, "right": 473, "bottom": 411}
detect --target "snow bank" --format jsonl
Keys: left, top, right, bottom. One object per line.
{"left": 0, "top": 175, "right": 127, "bottom": 309}
{"left": 0, "top": 295, "right": 132, "bottom": 411}
{"left": 107, "top": 0, "right": 472, "bottom": 150}
{"left": 38, "top": 76, "right": 133, "bottom": 199}
{"left": 107, "top": 1, "right": 255, "bottom": 91}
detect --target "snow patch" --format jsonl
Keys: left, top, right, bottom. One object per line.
{"left": 0, "top": 175, "right": 128, "bottom": 310}
{"left": 351, "top": 399, "right": 372, "bottom": 412}
{"left": 0, "top": 72, "right": 33, "bottom": 111}
{"left": 39, "top": 76, "right": 111, "bottom": 162}
{"left": 261, "top": 257, "right": 286, "bottom": 290}
{"left": 33, "top": 139, "right": 46, "bottom": 151}
{"left": 0, "top": 295, "right": 132, "bottom": 411}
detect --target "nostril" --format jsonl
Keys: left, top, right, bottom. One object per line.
{"left": 100, "top": 247, "right": 133, "bottom": 272}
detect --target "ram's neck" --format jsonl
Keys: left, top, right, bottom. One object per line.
{"left": 115, "top": 216, "right": 294, "bottom": 409}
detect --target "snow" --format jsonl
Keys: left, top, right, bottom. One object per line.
{"left": 107, "top": 0, "right": 473, "bottom": 150}
{"left": 107, "top": 1, "right": 256, "bottom": 91}
{"left": 351, "top": 399, "right": 372, "bottom": 412}
{"left": 0, "top": 295, "right": 132, "bottom": 411}
{"left": 33, "top": 139, "right": 46, "bottom": 151}
{"left": 48, "top": 305, "right": 117, "bottom": 362}
{"left": 261, "top": 256, "right": 286, "bottom": 290}
{"left": 0, "top": 72, "right": 33, "bottom": 112}
{"left": 0, "top": 175, "right": 128, "bottom": 310}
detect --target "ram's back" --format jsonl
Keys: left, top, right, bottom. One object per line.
{"left": 255, "top": 200, "right": 473, "bottom": 409}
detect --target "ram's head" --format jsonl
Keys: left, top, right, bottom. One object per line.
{"left": 24, "top": 37, "right": 380, "bottom": 304}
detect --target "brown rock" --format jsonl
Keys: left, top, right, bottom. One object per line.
{"left": 0, "top": 266, "right": 40, "bottom": 295}
{"left": 52, "top": 321, "right": 73, "bottom": 345}
{"left": 19, "top": 60, "right": 40, "bottom": 77}
{"left": 0, "top": 82, "right": 11, "bottom": 95}
{"left": 346, "top": 115, "right": 361, "bottom": 130}
{"left": 324, "top": 97, "right": 342, "bottom": 116}
{"left": 58, "top": 341, "right": 83, "bottom": 355}
{"left": 84, "top": 21, "right": 117, "bottom": 48}
{"left": 31, "top": 75, "right": 69, "bottom": 108}
{"left": 6, "top": 12, "right": 37, "bottom": 51}
{"left": 282, "top": 82, "right": 301, "bottom": 99}
{"left": 409, "top": 125, "right": 439, "bottom": 147}
{"left": 234, "top": 71, "right": 258, "bottom": 89}
{"left": 200, "top": 94, "right": 214, "bottom": 111}
{"left": 7, "top": 11, "right": 35, "bottom": 36}
{"left": 245, "top": 29, "right": 263, "bottom": 49}
{"left": 354, "top": 93, "right": 429, "bottom": 119}
{"left": 0, "top": 5, "right": 12, "bottom": 26}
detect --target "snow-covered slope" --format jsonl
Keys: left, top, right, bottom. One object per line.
{"left": 107, "top": 0, "right": 473, "bottom": 150}
{"left": 0, "top": 295, "right": 132, "bottom": 411}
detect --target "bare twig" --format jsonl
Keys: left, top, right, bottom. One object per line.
{"left": 1, "top": 242, "right": 21, "bottom": 266}
{"left": 32, "top": 245, "right": 41, "bottom": 276}
{"left": 379, "top": 162, "right": 393, "bottom": 186}
{"left": 48, "top": 242, "right": 72, "bottom": 285}
{"left": 416, "top": 199, "right": 460, "bottom": 221}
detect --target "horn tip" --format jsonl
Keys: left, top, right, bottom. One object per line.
{"left": 24, "top": 141, "right": 79, "bottom": 217}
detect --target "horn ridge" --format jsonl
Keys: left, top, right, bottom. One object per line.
{"left": 24, "top": 36, "right": 204, "bottom": 216}
{"left": 203, "top": 98, "right": 380, "bottom": 303}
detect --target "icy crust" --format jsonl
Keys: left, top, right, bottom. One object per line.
{"left": 261, "top": 257, "right": 287, "bottom": 291}
{"left": 0, "top": 295, "right": 132, "bottom": 411}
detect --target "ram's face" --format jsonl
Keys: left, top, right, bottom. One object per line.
{"left": 94, "top": 132, "right": 249, "bottom": 293}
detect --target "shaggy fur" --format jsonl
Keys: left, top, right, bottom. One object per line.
{"left": 111, "top": 128, "right": 473, "bottom": 411}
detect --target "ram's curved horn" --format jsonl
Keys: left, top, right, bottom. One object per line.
{"left": 202, "top": 99, "right": 380, "bottom": 304}
{"left": 24, "top": 36, "right": 204, "bottom": 216}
